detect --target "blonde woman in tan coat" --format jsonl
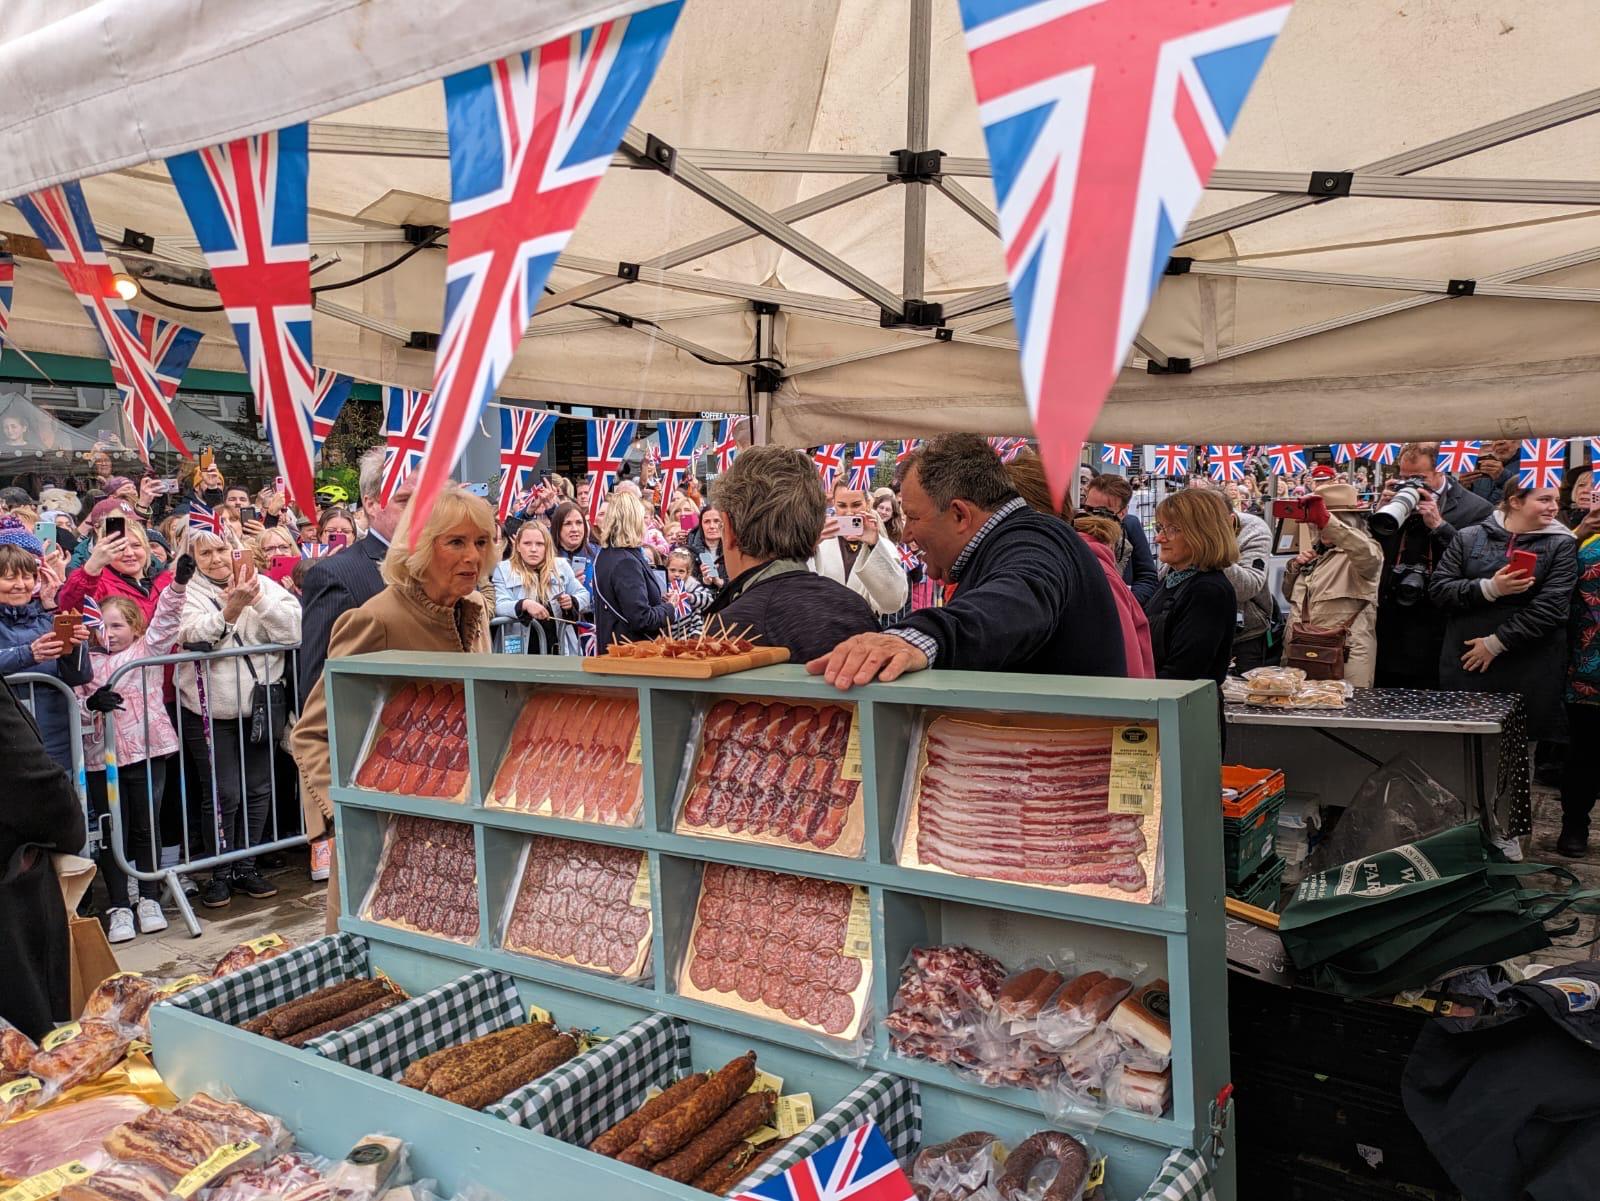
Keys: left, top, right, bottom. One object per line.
{"left": 292, "top": 485, "right": 495, "bottom": 931}
{"left": 1282, "top": 481, "right": 1383, "bottom": 687}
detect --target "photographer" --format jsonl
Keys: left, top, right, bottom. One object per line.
{"left": 1083, "top": 473, "right": 1158, "bottom": 603}
{"left": 1370, "top": 442, "right": 1493, "bottom": 688}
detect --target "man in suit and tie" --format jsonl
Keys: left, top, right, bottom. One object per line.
{"left": 297, "top": 447, "right": 414, "bottom": 706}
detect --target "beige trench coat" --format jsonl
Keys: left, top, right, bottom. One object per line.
{"left": 1283, "top": 514, "right": 1383, "bottom": 688}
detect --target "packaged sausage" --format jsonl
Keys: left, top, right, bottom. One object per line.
{"left": 1033, "top": 970, "right": 1135, "bottom": 1052}
{"left": 909, "top": 1131, "right": 1003, "bottom": 1199}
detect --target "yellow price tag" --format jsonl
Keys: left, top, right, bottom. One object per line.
{"left": 744, "top": 1126, "right": 782, "bottom": 1147}
{"left": 1106, "top": 725, "right": 1158, "bottom": 815}
{"left": 629, "top": 856, "right": 652, "bottom": 910}
{"left": 156, "top": 974, "right": 208, "bottom": 1000}
{"left": 244, "top": 933, "right": 285, "bottom": 953}
{"left": 0, "top": 1077, "right": 41, "bottom": 1104}
{"left": 1086, "top": 1158, "right": 1106, "bottom": 1190}
{"left": 577, "top": 1031, "right": 609, "bottom": 1054}
{"left": 843, "top": 887, "right": 871, "bottom": 960}
{"left": 0, "top": 1160, "right": 93, "bottom": 1201}
{"left": 838, "top": 712, "right": 863, "bottom": 781}
{"left": 528, "top": 1005, "right": 553, "bottom": 1025}
{"left": 40, "top": 1023, "right": 80, "bottom": 1052}
{"left": 774, "top": 1093, "right": 814, "bottom": 1137}
{"left": 749, "top": 1069, "right": 783, "bottom": 1097}
{"left": 626, "top": 724, "right": 643, "bottom": 766}
{"left": 172, "top": 1141, "right": 258, "bottom": 1200}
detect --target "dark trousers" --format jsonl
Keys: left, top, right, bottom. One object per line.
{"left": 180, "top": 709, "right": 273, "bottom": 876}
{"left": 1559, "top": 703, "right": 1600, "bottom": 835}
{"left": 87, "top": 758, "right": 167, "bottom": 906}
{"left": 1231, "top": 633, "right": 1275, "bottom": 674}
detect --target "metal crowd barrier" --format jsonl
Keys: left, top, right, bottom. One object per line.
{"left": 4, "top": 670, "right": 93, "bottom": 852}
{"left": 101, "top": 643, "right": 305, "bottom": 938}
{"left": 489, "top": 615, "right": 551, "bottom": 655}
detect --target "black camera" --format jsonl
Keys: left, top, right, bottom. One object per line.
{"left": 1371, "top": 477, "right": 1434, "bottom": 536}
{"left": 1390, "top": 562, "right": 1428, "bottom": 607}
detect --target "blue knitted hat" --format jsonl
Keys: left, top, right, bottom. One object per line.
{"left": 0, "top": 516, "right": 42, "bottom": 558}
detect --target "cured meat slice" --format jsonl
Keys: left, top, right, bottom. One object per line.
{"left": 683, "top": 780, "right": 714, "bottom": 827}
{"left": 355, "top": 753, "right": 388, "bottom": 790}
{"left": 373, "top": 756, "right": 405, "bottom": 794}
{"left": 819, "top": 991, "right": 855, "bottom": 1035}
{"left": 380, "top": 682, "right": 418, "bottom": 728}
{"left": 818, "top": 707, "right": 853, "bottom": 755}
{"left": 780, "top": 708, "right": 817, "bottom": 755}
{"left": 729, "top": 701, "right": 765, "bottom": 743}
{"left": 703, "top": 699, "right": 738, "bottom": 742}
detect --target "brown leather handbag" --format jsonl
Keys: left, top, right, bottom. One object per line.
{"left": 1283, "top": 587, "right": 1364, "bottom": 681}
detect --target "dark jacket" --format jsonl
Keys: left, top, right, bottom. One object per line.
{"left": 1120, "top": 514, "right": 1159, "bottom": 604}
{"left": 1373, "top": 478, "right": 1495, "bottom": 687}
{"left": 0, "top": 602, "right": 92, "bottom": 772}
{"left": 296, "top": 534, "right": 386, "bottom": 705}
{"left": 896, "top": 505, "right": 1125, "bottom": 677}
{"left": 592, "top": 547, "right": 671, "bottom": 651}
{"left": 1143, "top": 570, "right": 1236, "bottom": 686}
{"left": 1429, "top": 515, "right": 1578, "bottom": 734}
{"left": 0, "top": 676, "right": 85, "bottom": 1037}
{"left": 703, "top": 560, "right": 878, "bottom": 663}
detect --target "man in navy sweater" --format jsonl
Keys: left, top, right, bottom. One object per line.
{"left": 808, "top": 434, "right": 1126, "bottom": 688}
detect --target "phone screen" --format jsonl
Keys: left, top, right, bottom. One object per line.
{"left": 679, "top": 513, "right": 696, "bottom": 532}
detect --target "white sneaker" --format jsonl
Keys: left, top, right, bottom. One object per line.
{"left": 1491, "top": 834, "right": 1524, "bottom": 862}
{"left": 136, "top": 898, "right": 168, "bottom": 934}
{"left": 107, "top": 908, "right": 136, "bottom": 944}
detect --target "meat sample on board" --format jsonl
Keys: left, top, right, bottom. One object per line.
{"left": 486, "top": 690, "right": 643, "bottom": 825}
{"left": 502, "top": 836, "right": 654, "bottom": 979}
{"left": 353, "top": 681, "right": 471, "bottom": 800}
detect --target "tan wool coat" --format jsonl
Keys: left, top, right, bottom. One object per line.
{"left": 1283, "top": 514, "right": 1383, "bottom": 688}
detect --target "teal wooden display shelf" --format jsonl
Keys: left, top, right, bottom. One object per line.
{"left": 151, "top": 654, "right": 1232, "bottom": 1201}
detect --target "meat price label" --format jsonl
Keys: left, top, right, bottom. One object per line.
{"left": 0, "top": 1160, "right": 92, "bottom": 1201}
{"left": 39, "top": 1023, "right": 80, "bottom": 1052}
{"left": 774, "top": 1092, "right": 814, "bottom": 1137}
{"left": 1106, "top": 726, "right": 1158, "bottom": 816}
{"left": 172, "top": 1141, "right": 260, "bottom": 1200}
{"left": 839, "top": 713, "right": 863, "bottom": 781}
{"left": 843, "top": 886, "right": 871, "bottom": 959}
{"left": 628, "top": 856, "right": 652, "bottom": 909}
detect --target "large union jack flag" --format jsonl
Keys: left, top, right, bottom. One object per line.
{"left": 959, "top": 0, "right": 1288, "bottom": 502}
{"left": 812, "top": 444, "right": 847, "bottom": 492}
{"left": 1100, "top": 442, "right": 1133, "bottom": 468}
{"left": 732, "top": 1122, "right": 915, "bottom": 1201}
{"left": 1435, "top": 440, "right": 1481, "bottom": 474}
{"left": 1330, "top": 443, "right": 1363, "bottom": 464}
{"left": 706, "top": 419, "right": 740, "bottom": 474}
{"left": 1264, "top": 443, "right": 1307, "bottom": 475}
{"left": 167, "top": 125, "right": 317, "bottom": 514}
{"left": 1207, "top": 443, "right": 1247, "bottom": 482}
{"left": 656, "top": 419, "right": 703, "bottom": 517}
{"left": 13, "top": 183, "right": 189, "bottom": 461}
{"left": 498, "top": 407, "right": 558, "bottom": 521}
{"left": 406, "top": 4, "right": 682, "bottom": 545}
{"left": 586, "top": 418, "right": 638, "bottom": 524}
{"left": 1150, "top": 443, "right": 1190, "bottom": 476}
{"left": 382, "top": 387, "right": 434, "bottom": 505}
{"left": 848, "top": 441, "right": 884, "bottom": 491}
{"left": 311, "top": 369, "right": 354, "bottom": 459}
{"left": 1519, "top": 438, "right": 1567, "bottom": 489}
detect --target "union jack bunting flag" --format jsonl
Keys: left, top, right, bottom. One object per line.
{"left": 187, "top": 501, "right": 226, "bottom": 537}
{"left": 812, "top": 444, "right": 846, "bottom": 492}
{"left": 311, "top": 369, "right": 354, "bottom": 459}
{"left": 586, "top": 418, "right": 638, "bottom": 525}
{"left": 498, "top": 408, "right": 558, "bottom": 522}
{"left": 1264, "top": 444, "right": 1307, "bottom": 475}
{"left": 1100, "top": 442, "right": 1134, "bottom": 468}
{"left": 408, "top": 4, "right": 682, "bottom": 546}
{"left": 117, "top": 314, "right": 203, "bottom": 459}
{"left": 1519, "top": 438, "right": 1567, "bottom": 489}
{"left": 1207, "top": 444, "right": 1247, "bottom": 482}
{"left": 848, "top": 441, "right": 884, "bottom": 491}
{"left": 1368, "top": 442, "right": 1401, "bottom": 466}
{"left": 958, "top": 0, "right": 1288, "bottom": 503}
{"left": 1589, "top": 437, "right": 1600, "bottom": 461}
{"left": 732, "top": 1122, "right": 915, "bottom": 1201}
{"left": 382, "top": 387, "right": 434, "bottom": 505}
{"left": 13, "top": 184, "right": 189, "bottom": 460}
{"left": 1150, "top": 444, "right": 1190, "bottom": 476}
{"left": 167, "top": 125, "right": 318, "bottom": 514}
{"left": 1435, "top": 440, "right": 1481, "bottom": 474}
{"left": 895, "top": 439, "right": 923, "bottom": 466}
{"left": 706, "top": 419, "right": 740, "bottom": 474}
{"left": 656, "top": 419, "right": 703, "bottom": 517}
{"left": 81, "top": 597, "right": 103, "bottom": 632}
{"left": 0, "top": 253, "right": 11, "bottom": 343}
{"left": 1331, "top": 443, "right": 1364, "bottom": 464}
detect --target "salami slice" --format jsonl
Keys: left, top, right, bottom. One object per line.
{"left": 607, "top": 938, "right": 636, "bottom": 975}
{"left": 688, "top": 954, "right": 715, "bottom": 992}
{"left": 829, "top": 954, "right": 863, "bottom": 994}
{"left": 622, "top": 908, "right": 651, "bottom": 940}
{"left": 711, "top": 957, "right": 740, "bottom": 995}
{"left": 820, "top": 991, "right": 855, "bottom": 1035}
{"left": 760, "top": 974, "right": 787, "bottom": 1012}
{"left": 781, "top": 987, "right": 807, "bottom": 1022}
{"left": 693, "top": 920, "right": 720, "bottom": 954}
{"left": 801, "top": 981, "right": 828, "bottom": 1028}
{"left": 735, "top": 968, "right": 763, "bottom": 1003}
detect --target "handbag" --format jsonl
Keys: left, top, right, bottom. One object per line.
{"left": 1283, "top": 577, "right": 1364, "bottom": 680}
{"left": 205, "top": 595, "right": 292, "bottom": 744}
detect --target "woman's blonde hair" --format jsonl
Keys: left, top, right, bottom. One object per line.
{"left": 599, "top": 490, "right": 647, "bottom": 549}
{"left": 251, "top": 526, "right": 298, "bottom": 569}
{"left": 1154, "top": 488, "right": 1239, "bottom": 571}
{"left": 99, "top": 517, "right": 151, "bottom": 564}
{"left": 382, "top": 485, "right": 497, "bottom": 589}
{"left": 508, "top": 520, "right": 556, "bottom": 599}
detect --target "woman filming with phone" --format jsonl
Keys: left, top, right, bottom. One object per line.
{"left": 1430, "top": 477, "right": 1577, "bottom": 744}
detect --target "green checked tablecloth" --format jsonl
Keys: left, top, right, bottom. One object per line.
{"left": 161, "top": 933, "right": 370, "bottom": 1026}
{"left": 486, "top": 1011, "right": 690, "bottom": 1145}
{"left": 304, "top": 968, "right": 524, "bottom": 1076}
{"left": 727, "top": 1071, "right": 921, "bottom": 1195}
{"left": 1138, "top": 1148, "right": 1216, "bottom": 1201}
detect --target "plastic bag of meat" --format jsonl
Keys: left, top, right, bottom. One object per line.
{"left": 992, "top": 959, "right": 1074, "bottom": 1037}
{"left": 885, "top": 945, "right": 1007, "bottom": 1068}
{"left": 0, "top": 1093, "right": 147, "bottom": 1178}
{"left": 1106, "top": 978, "right": 1172, "bottom": 1073}
{"left": 910, "top": 1131, "right": 1004, "bottom": 1199}
{"left": 0, "top": 1016, "right": 38, "bottom": 1081}
{"left": 80, "top": 973, "right": 162, "bottom": 1037}
{"left": 29, "top": 1019, "right": 131, "bottom": 1094}
{"left": 211, "top": 934, "right": 295, "bottom": 979}
{"left": 990, "top": 1128, "right": 1106, "bottom": 1201}
{"left": 171, "top": 1090, "right": 292, "bottom": 1154}
{"left": 1032, "top": 965, "right": 1140, "bottom": 1053}
{"left": 205, "top": 1153, "right": 328, "bottom": 1201}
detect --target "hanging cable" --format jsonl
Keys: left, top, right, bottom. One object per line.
{"left": 549, "top": 286, "right": 784, "bottom": 371}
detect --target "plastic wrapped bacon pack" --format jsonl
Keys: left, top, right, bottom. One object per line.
{"left": 486, "top": 689, "right": 643, "bottom": 826}
{"left": 352, "top": 681, "right": 470, "bottom": 801}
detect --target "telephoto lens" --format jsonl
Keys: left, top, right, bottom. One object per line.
{"left": 1370, "top": 480, "right": 1426, "bottom": 535}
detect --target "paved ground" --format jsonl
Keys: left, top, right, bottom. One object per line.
{"left": 1517, "top": 781, "right": 1600, "bottom": 969}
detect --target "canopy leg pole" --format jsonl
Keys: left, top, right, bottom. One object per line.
{"left": 903, "top": 0, "right": 932, "bottom": 300}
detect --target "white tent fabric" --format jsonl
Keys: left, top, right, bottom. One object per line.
{"left": 0, "top": 0, "right": 1596, "bottom": 447}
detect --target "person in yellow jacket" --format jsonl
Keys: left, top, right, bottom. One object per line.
{"left": 1282, "top": 481, "right": 1383, "bottom": 688}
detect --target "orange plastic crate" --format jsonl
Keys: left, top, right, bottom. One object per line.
{"left": 1221, "top": 765, "right": 1286, "bottom": 820}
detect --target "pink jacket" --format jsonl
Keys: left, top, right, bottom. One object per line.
{"left": 78, "top": 583, "right": 185, "bottom": 769}
{"left": 1086, "top": 540, "right": 1155, "bottom": 679}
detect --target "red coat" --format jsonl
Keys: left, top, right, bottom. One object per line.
{"left": 1085, "top": 539, "right": 1155, "bottom": 678}
{"left": 57, "top": 564, "right": 174, "bottom": 625}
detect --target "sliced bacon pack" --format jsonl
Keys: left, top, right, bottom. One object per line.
{"left": 485, "top": 690, "right": 643, "bottom": 826}
{"left": 353, "top": 681, "right": 470, "bottom": 801}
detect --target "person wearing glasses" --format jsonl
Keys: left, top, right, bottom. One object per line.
{"left": 1143, "top": 488, "right": 1238, "bottom": 688}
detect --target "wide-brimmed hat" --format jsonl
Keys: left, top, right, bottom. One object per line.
{"left": 1313, "top": 481, "right": 1368, "bottom": 512}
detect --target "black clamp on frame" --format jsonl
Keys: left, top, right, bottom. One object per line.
{"left": 1308, "top": 171, "right": 1354, "bottom": 198}
{"left": 889, "top": 148, "right": 944, "bottom": 183}
{"left": 617, "top": 262, "right": 640, "bottom": 282}
{"left": 753, "top": 364, "right": 781, "bottom": 393}
{"left": 880, "top": 300, "right": 945, "bottom": 329}
{"left": 1147, "top": 357, "right": 1192, "bottom": 375}
{"left": 405, "top": 331, "right": 440, "bottom": 352}
{"left": 1447, "top": 278, "right": 1477, "bottom": 296}
{"left": 642, "top": 133, "right": 676, "bottom": 174}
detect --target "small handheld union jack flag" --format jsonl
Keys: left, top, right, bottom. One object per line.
{"left": 587, "top": 419, "right": 638, "bottom": 525}
{"left": 998, "top": 438, "right": 1029, "bottom": 464}
{"left": 895, "top": 439, "right": 922, "bottom": 466}
{"left": 667, "top": 588, "right": 695, "bottom": 619}
{"left": 498, "top": 408, "right": 558, "bottom": 522}
{"left": 1100, "top": 443, "right": 1133, "bottom": 468}
{"left": 731, "top": 1121, "right": 915, "bottom": 1201}
{"left": 81, "top": 597, "right": 103, "bottom": 632}
{"left": 1435, "top": 440, "right": 1481, "bottom": 474}
{"left": 1151, "top": 444, "right": 1189, "bottom": 476}
{"left": 1207, "top": 444, "right": 1247, "bottom": 482}
{"left": 957, "top": 0, "right": 1288, "bottom": 503}
{"left": 187, "top": 501, "right": 226, "bottom": 537}
{"left": 406, "top": 4, "right": 682, "bottom": 547}
{"left": 656, "top": 420, "right": 703, "bottom": 517}
{"left": 896, "top": 543, "right": 921, "bottom": 573}
{"left": 706, "top": 419, "right": 740, "bottom": 474}
{"left": 1519, "top": 438, "right": 1567, "bottom": 489}
{"left": 1264, "top": 444, "right": 1307, "bottom": 475}
{"left": 575, "top": 620, "right": 599, "bottom": 657}
{"left": 1331, "top": 443, "right": 1364, "bottom": 464}
{"left": 300, "top": 542, "right": 334, "bottom": 559}
{"left": 382, "top": 387, "right": 434, "bottom": 506}
{"left": 311, "top": 369, "right": 353, "bottom": 460}
{"left": 0, "top": 253, "right": 11, "bottom": 345}
{"left": 812, "top": 444, "right": 846, "bottom": 491}
{"left": 167, "top": 126, "right": 318, "bottom": 515}
{"left": 847, "top": 442, "right": 883, "bottom": 491}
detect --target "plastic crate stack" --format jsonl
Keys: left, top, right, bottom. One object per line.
{"left": 1221, "top": 766, "right": 1287, "bottom": 912}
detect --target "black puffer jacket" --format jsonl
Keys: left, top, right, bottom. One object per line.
{"left": 1429, "top": 514, "right": 1578, "bottom": 733}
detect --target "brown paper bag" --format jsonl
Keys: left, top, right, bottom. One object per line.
{"left": 68, "top": 916, "right": 121, "bottom": 1017}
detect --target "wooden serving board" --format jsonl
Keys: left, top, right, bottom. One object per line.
{"left": 582, "top": 645, "right": 790, "bottom": 678}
